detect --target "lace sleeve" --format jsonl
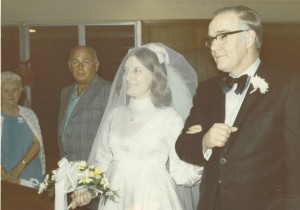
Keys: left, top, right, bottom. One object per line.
{"left": 88, "top": 109, "right": 116, "bottom": 172}
{"left": 167, "top": 109, "right": 203, "bottom": 187}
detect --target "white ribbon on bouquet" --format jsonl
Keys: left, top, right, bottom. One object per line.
{"left": 54, "top": 158, "right": 86, "bottom": 210}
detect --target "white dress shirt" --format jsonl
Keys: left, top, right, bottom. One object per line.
{"left": 203, "top": 58, "right": 261, "bottom": 160}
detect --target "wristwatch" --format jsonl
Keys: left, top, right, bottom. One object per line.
{"left": 21, "top": 159, "right": 28, "bottom": 166}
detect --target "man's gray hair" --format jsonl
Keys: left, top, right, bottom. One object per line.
{"left": 69, "top": 45, "right": 99, "bottom": 61}
{"left": 213, "top": 6, "right": 263, "bottom": 50}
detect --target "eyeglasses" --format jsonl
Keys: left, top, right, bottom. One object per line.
{"left": 203, "top": 30, "right": 249, "bottom": 48}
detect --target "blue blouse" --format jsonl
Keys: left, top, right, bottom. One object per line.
{"left": 1, "top": 112, "right": 43, "bottom": 183}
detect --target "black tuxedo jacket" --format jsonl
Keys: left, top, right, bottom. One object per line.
{"left": 176, "top": 63, "right": 300, "bottom": 210}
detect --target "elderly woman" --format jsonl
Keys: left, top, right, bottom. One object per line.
{"left": 1, "top": 71, "right": 45, "bottom": 188}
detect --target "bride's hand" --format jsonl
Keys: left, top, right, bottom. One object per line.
{"left": 186, "top": 125, "right": 202, "bottom": 134}
{"left": 69, "top": 190, "right": 94, "bottom": 209}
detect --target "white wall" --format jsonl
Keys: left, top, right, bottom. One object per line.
{"left": 2, "top": 0, "right": 300, "bottom": 25}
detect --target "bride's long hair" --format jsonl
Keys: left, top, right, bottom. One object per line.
{"left": 88, "top": 43, "right": 198, "bottom": 166}
{"left": 131, "top": 47, "right": 172, "bottom": 108}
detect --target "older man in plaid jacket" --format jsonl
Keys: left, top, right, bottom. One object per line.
{"left": 58, "top": 46, "right": 111, "bottom": 162}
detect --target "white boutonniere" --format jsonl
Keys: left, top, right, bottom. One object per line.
{"left": 249, "top": 75, "right": 269, "bottom": 94}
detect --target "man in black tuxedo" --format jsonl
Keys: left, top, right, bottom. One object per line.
{"left": 176, "top": 6, "right": 300, "bottom": 210}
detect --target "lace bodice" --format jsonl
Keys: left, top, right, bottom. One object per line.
{"left": 110, "top": 98, "right": 180, "bottom": 168}
{"left": 94, "top": 97, "right": 202, "bottom": 186}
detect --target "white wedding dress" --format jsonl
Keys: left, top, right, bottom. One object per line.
{"left": 94, "top": 97, "right": 202, "bottom": 210}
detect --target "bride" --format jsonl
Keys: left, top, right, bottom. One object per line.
{"left": 70, "top": 43, "right": 203, "bottom": 210}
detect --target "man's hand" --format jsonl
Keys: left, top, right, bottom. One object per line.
{"left": 203, "top": 123, "right": 238, "bottom": 149}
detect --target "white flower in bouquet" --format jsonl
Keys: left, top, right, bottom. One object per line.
{"left": 38, "top": 182, "right": 47, "bottom": 194}
{"left": 250, "top": 75, "right": 269, "bottom": 94}
{"left": 51, "top": 170, "right": 56, "bottom": 181}
{"left": 100, "top": 175, "right": 110, "bottom": 189}
{"left": 78, "top": 176, "right": 93, "bottom": 184}
{"left": 38, "top": 159, "right": 118, "bottom": 206}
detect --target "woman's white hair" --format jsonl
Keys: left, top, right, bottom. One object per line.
{"left": 1, "top": 71, "right": 24, "bottom": 92}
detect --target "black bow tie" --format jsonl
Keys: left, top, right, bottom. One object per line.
{"left": 222, "top": 74, "right": 249, "bottom": 94}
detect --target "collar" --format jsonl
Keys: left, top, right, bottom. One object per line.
{"left": 229, "top": 57, "right": 261, "bottom": 78}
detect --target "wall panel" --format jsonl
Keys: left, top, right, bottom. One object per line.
{"left": 142, "top": 20, "right": 219, "bottom": 82}
{"left": 142, "top": 20, "right": 300, "bottom": 84}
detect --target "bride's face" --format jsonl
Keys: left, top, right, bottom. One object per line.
{"left": 123, "top": 56, "right": 154, "bottom": 99}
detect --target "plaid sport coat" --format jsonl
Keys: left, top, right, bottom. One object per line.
{"left": 57, "top": 75, "right": 111, "bottom": 161}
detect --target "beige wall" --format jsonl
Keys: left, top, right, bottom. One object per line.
{"left": 2, "top": 0, "right": 300, "bottom": 25}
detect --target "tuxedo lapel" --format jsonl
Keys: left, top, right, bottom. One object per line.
{"left": 211, "top": 78, "right": 227, "bottom": 156}
{"left": 212, "top": 77, "right": 226, "bottom": 123}
{"left": 221, "top": 64, "right": 268, "bottom": 154}
{"left": 219, "top": 88, "right": 226, "bottom": 123}
{"left": 232, "top": 87, "right": 258, "bottom": 127}
{"left": 233, "top": 64, "right": 266, "bottom": 128}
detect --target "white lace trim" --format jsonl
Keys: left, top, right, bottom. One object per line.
{"left": 19, "top": 106, "right": 46, "bottom": 174}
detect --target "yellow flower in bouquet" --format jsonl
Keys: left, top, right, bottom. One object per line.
{"left": 38, "top": 158, "right": 118, "bottom": 207}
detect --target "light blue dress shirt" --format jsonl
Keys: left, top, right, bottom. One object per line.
{"left": 62, "top": 85, "right": 83, "bottom": 135}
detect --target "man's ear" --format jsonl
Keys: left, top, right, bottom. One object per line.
{"left": 246, "top": 30, "right": 256, "bottom": 48}
{"left": 95, "top": 61, "right": 100, "bottom": 72}
{"left": 68, "top": 62, "right": 72, "bottom": 72}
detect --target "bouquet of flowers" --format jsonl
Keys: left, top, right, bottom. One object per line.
{"left": 38, "top": 158, "right": 118, "bottom": 209}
